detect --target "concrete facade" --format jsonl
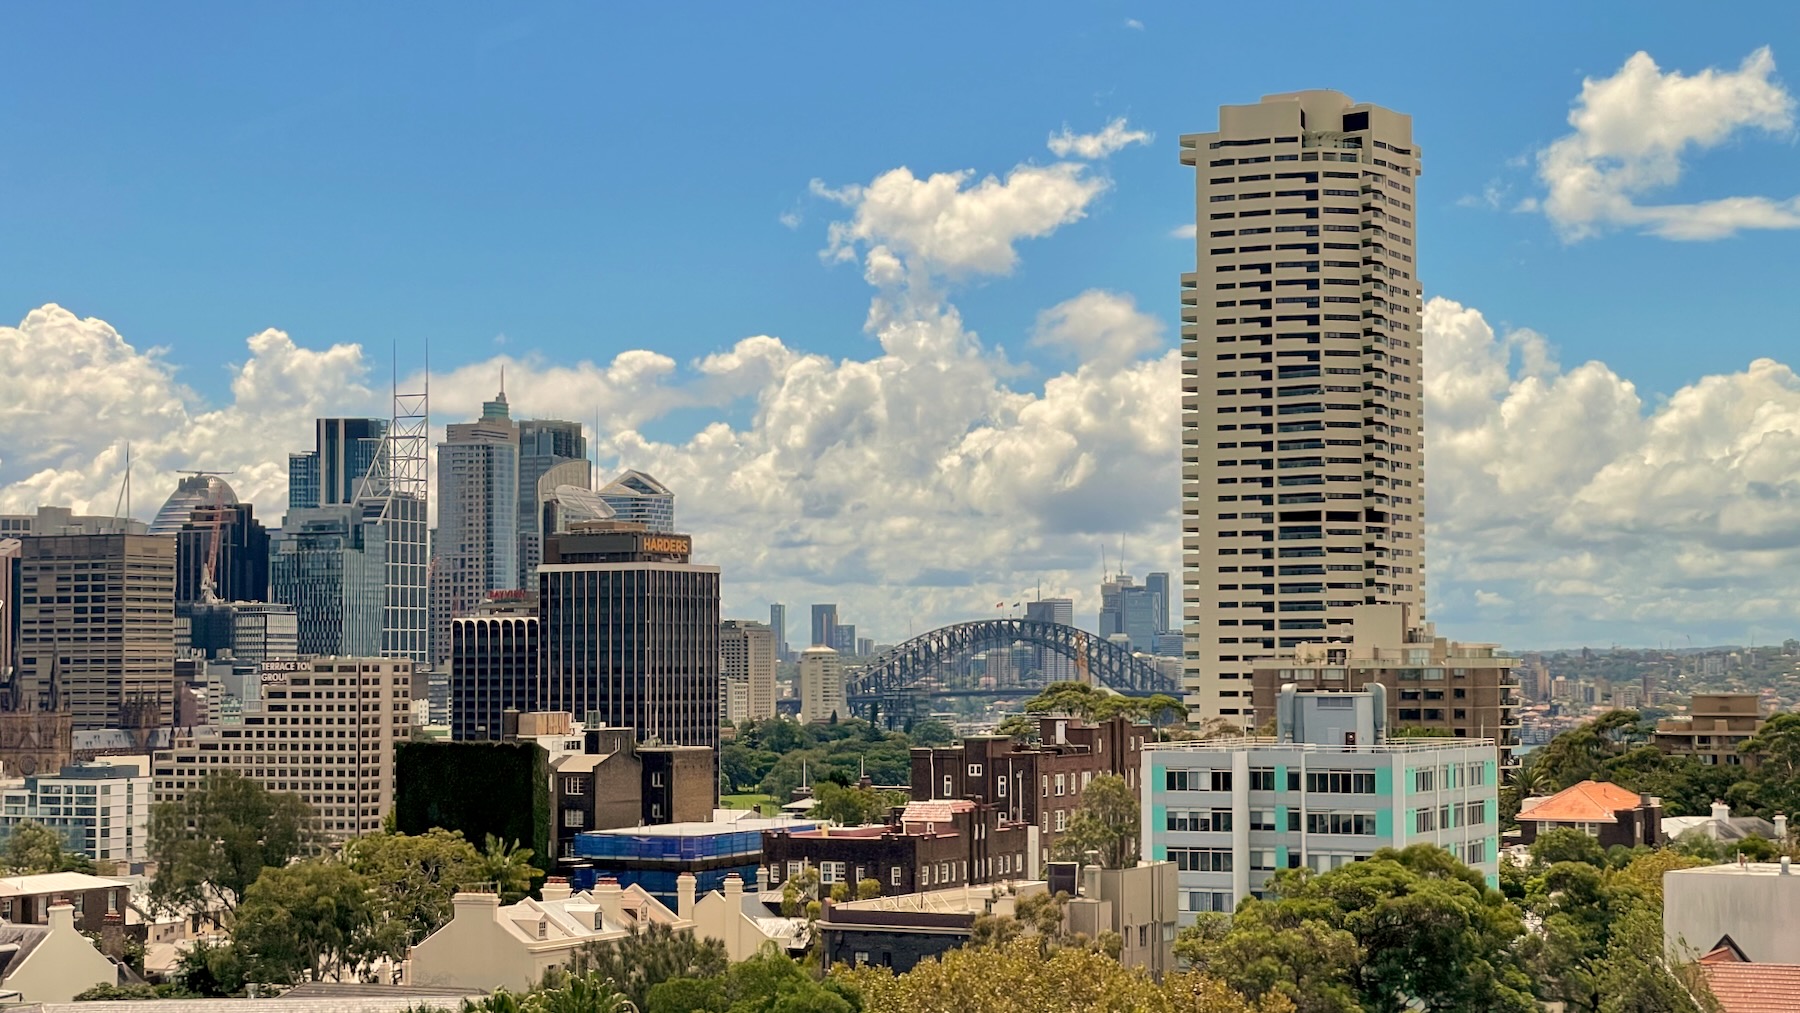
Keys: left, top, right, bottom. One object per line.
{"left": 1653, "top": 692, "right": 1764, "bottom": 767}
{"left": 1665, "top": 862, "right": 1800, "bottom": 963}
{"left": 1142, "top": 690, "right": 1497, "bottom": 925}
{"left": 720, "top": 620, "right": 777, "bottom": 724}
{"left": 1249, "top": 604, "right": 1522, "bottom": 768}
{"left": 153, "top": 657, "right": 411, "bottom": 839}
{"left": 0, "top": 761, "right": 150, "bottom": 867}
{"left": 1180, "top": 91, "right": 1424, "bottom": 728}
{"left": 798, "top": 646, "right": 846, "bottom": 723}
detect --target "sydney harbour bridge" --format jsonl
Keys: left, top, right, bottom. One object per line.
{"left": 842, "top": 618, "right": 1180, "bottom": 724}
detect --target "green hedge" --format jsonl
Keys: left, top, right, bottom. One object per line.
{"left": 395, "top": 740, "right": 552, "bottom": 875}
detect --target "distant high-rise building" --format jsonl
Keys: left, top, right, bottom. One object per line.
{"left": 1180, "top": 91, "right": 1424, "bottom": 727}
{"left": 14, "top": 533, "right": 177, "bottom": 729}
{"left": 1025, "top": 598, "right": 1076, "bottom": 682}
{"left": 835, "top": 624, "right": 857, "bottom": 657}
{"left": 287, "top": 452, "right": 321, "bottom": 513}
{"left": 597, "top": 470, "right": 675, "bottom": 533}
{"left": 539, "top": 525, "right": 720, "bottom": 751}
{"left": 720, "top": 620, "right": 777, "bottom": 724}
{"left": 270, "top": 505, "right": 386, "bottom": 658}
{"left": 431, "top": 389, "right": 521, "bottom": 664}
{"left": 516, "top": 419, "right": 588, "bottom": 588}
{"left": 154, "top": 656, "right": 411, "bottom": 839}
{"left": 811, "top": 604, "right": 838, "bottom": 648}
{"left": 450, "top": 599, "right": 540, "bottom": 742}
{"left": 1144, "top": 572, "right": 1171, "bottom": 634}
{"left": 1098, "top": 575, "right": 1158, "bottom": 654}
{"left": 151, "top": 475, "right": 269, "bottom": 604}
{"left": 279, "top": 418, "right": 426, "bottom": 663}
{"left": 0, "top": 539, "right": 16, "bottom": 688}
{"left": 769, "top": 603, "right": 789, "bottom": 662}
{"left": 798, "top": 646, "right": 847, "bottom": 723}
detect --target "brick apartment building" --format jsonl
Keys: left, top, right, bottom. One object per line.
{"left": 910, "top": 714, "right": 1149, "bottom": 866}
{"left": 762, "top": 799, "right": 1035, "bottom": 898}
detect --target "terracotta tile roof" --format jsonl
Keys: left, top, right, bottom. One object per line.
{"left": 1700, "top": 961, "right": 1800, "bottom": 1013}
{"left": 1516, "top": 780, "right": 1644, "bottom": 823}
{"left": 900, "top": 800, "right": 974, "bottom": 824}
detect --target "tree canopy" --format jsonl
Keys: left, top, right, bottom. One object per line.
{"left": 1050, "top": 773, "right": 1139, "bottom": 869}
{"left": 230, "top": 858, "right": 376, "bottom": 984}
{"left": 147, "top": 770, "right": 316, "bottom": 922}
{"left": 3, "top": 820, "right": 96, "bottom": 875}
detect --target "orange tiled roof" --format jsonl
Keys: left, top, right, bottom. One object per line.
{"left": 1516, "top": 780, "right": 1644, "bottom": 823}
{"left": 1701, "top": 961, "right": 1800, "bottom": 1013}
{"left": 900, "top": 800, "right": 974, "bottom": 824}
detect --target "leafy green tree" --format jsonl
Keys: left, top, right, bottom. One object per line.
{"left": 1050, "top": 773, "right": 1139, "bottom": 869}
{"left": 993, "top": 714, "right": 1040, "bottom": 743}
{"left": 809, "top": 781, "right": 904, "bottom": 826}
{"left": 782, "top": 866, "right": 820, "bottom": 917}
{"left": 476, "top": 833, "right": 537, "bottom": 903}
{"left": 648, "top": 948, "right": 860, "bottom": 1013}
{"left": 855, "top": 877, "right": 881, "bottom": 900}
{"left": 842, "top": 936, "right": 1290, "bottom": 1013}
{"left": 563, "top": 921, "right": 728, "bottom": 1011}
{"left": 342, "top": 828, "right": 483, "bottom": 956}
{"left": 172, "top": 939, "right": 248, "bottom": 997}
{"left": 147, "top": 770, "right": 316, "bottom": 923}
{"left": 515, "top": 970, "right": 637, "bottom": 1013}
{"left": 1176, "top": 900, "right": 1361, "bottom": 1013}
{"left": 231, "top": 859, "right": 377, "bottom": 984}
{"left": 909, "top": 718, "right": 955, "bottom": 745}
{"left": 4, "top": 819, "right": 95, "bottom": 874}
{"left": 1530, "top": 827, "right": 1608, "bottom": 868}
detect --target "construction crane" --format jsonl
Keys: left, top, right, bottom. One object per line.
{"left": 176, "top": 470, "right": 236, "bottom": 604}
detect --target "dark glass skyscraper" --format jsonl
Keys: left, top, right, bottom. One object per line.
{"left": 539, "top": 526, "right": 720, "bottom": 751}
{"left": 517, "top": 419, "right": 587, "bottom": 588}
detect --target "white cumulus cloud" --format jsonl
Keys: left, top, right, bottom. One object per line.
{"left": 1046, "top": 117, "right": 1153, "bottom": 160}
{"left": 1424, "top": 296, "right": 1800, "bottom": 645}
{"left": 1534, "top": 47, "right": 1800, "bottom": 240}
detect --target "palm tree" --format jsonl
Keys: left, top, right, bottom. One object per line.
{"left": 477, "top": 834, "right": 536, "bottom": 903}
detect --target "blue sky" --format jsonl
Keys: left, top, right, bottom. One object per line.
{"left": 3, "top": 3, "right": 1799, "bottom": 648}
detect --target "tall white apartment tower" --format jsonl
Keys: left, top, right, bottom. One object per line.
{"left": 1179, "top": 91, "right": 1425, "bottom": 728}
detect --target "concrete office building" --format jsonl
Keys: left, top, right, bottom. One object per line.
{"left": 720, "top": 620, "right": 777, "bottom": 724}
{"left": 0, "top": 760, "right": 151, "bottom": 866}
{"left": 769, "top": 603, "right": 789, "bottom": 662}
{"left": 516, "top": 419, "right": 588, "bottom": 589}
{"left": 1180, "top": 91, "right": 1425, "bottom": 728}
{"left": 1142, "top": 687, "right": 1496, "bottom": 925}
{"left": 153, "top": 656, "right": 411, "bottom": 839}
{"left": 1249, "top": 603, "right": 1521, "bottom": 769}
{"left": 0, "top": 508, "right": 147, "bottom": 538}
{"left": 597, "top": 470, "right": 676, "bottom": 533}
{"left": 431, "top": 389, "right": 522, "bottom": 664}
{"left": 798, "top": 646, "right": 847, "bottom": 723}
{"left": 0, "top": 539, "right": 16, "bottom": 689}
{"left": 540, "top": 524, "right": 721, "bottom": 753}
{"left": 14, "top": 534, "right": 177, "bottom": 729}
{"left": 811, "top": 604, "right": 838, "bottom": 649}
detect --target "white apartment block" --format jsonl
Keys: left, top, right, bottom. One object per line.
{"left": 1179, "top": 91, "right": 1424, "bottom": 728}
{"left": 798, "top": 646, "right": 846, "bottom": 723}
{"left": 0, "top": 761, "right": 151, "bottom": 867}
{"left": 1141, "top": 689, "right": 1496, "bottom": 926}
{"left": 152, "top": 657, "right": 412, "bottom": 839}
{"left": 720, "top": 620, "right": 777, "bottom": 724}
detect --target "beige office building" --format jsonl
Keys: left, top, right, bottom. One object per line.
{"left": 1179, "top": 91, "right": 1424, "bottom": 728}
{"left": 720, "top": 620, "right": 777, "bottom": 724}
{"left": 798, "top": 646, "right": 846, "bottom": 723}
{"left": 15, "top": 534, "right": 177, "bottom": 729}
{"left": 152, "top": 657, "right": 411, "bottom": 839}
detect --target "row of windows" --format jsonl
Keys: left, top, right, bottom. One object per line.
{"left": 1165, "top": 768, "right": 1380, "bottom": 795}
{"left": 1414, "top": 801, "right": 1489, "bottom": 833}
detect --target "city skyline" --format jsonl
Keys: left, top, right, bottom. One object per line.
{"left": 3, "top": 10, "right": 1799, "bottom": 650}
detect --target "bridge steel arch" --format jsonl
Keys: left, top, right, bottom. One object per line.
{"left": 844, "top": 619, "right": 1179, "bottom": 712}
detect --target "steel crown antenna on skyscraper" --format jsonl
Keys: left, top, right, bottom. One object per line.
{"left": 358, "top": 342, "right": 432, "bottom": 662}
